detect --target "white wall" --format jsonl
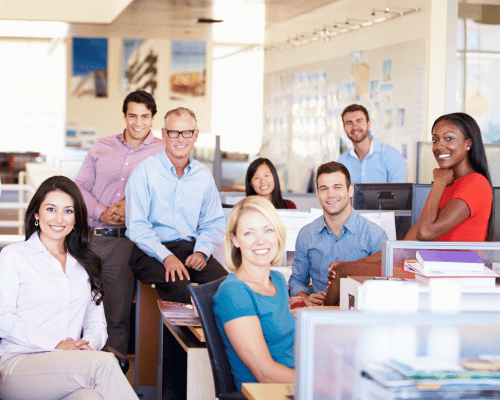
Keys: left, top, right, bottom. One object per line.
{"left": 66, "top": 37, "right": 214, "bottom": 140}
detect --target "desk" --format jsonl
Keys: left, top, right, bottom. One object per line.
{"left": 157, "top": 315, "right": 215, "bottom": 400}
{"left": 241, "top": 383, "right": 292, "bottom": 400}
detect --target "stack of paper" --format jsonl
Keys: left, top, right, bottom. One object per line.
{"left": 404, "top": 261, "right": 499, "bottom": 287}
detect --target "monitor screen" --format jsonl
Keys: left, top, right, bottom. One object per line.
{"left": 411, "top": 184, "right": 432, "bottom": 226}
{"left": 353, "top": 183, "right": 413, "bottom": 240}
{"left": 493, "top": 187, "right": 500, "bottom": 241}
{"left": 353, "top": 183, "right": 413, "bottom": 211}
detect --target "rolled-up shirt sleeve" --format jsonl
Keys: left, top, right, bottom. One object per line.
{"left": 194, "top": 179, "right": 225, "bottom": 259}
{"left": 75, "top": 150, "right": 107, "bottom": 223}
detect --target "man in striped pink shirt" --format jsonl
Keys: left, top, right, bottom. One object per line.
{"left": 75, "top": 90, "right": 164, "bottom": 356}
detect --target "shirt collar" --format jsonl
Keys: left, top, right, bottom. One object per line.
{"left": 24, "top": 232, "right": 78, "bottom": 270}
{"left": 315, "top": 208, "right": 358, "bottom": 236}
{"left": 348, "top": 135, "right": 379, "bottom": 158}
{"left": 24, "top": 231, "right": 46, "bottom": 255}
{"left": 160, "top": 151, "right": 194, "bottom": 176}
{"left": 119, "top": 130, "right": 157, "bottom": 147}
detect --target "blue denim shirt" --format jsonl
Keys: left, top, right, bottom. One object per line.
{"left": 289, "top": 209, "right": 387, "bottom": 296}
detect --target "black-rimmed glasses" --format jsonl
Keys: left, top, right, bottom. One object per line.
{"left": 165, "top": 130, "right": 195, "bottom": 139}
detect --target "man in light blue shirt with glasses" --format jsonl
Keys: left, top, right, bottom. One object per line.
{"left": 126, "top": 107, "right": 227, "bottom": 302}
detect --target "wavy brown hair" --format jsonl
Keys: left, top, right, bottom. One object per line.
{"left": 25, "top": 176, "right": 104, "bottom": 304}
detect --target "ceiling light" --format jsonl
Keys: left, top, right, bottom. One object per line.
{"left": 197, "top": 18, "right": 223, "bottom": 23}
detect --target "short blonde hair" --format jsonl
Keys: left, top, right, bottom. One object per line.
{"left": 224, "top": 196, "right": 286, "bottom": 271}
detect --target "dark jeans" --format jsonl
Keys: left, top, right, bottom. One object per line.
{"left": 129, "top": 240, "right": 228, "bottom": 303}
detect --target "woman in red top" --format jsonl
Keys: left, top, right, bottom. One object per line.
{"left": 406, "top": 112, "right": 493, "bottom": 242}
{"left": 245, "top": 158, "right": 297, "bottom": 209}
{"left": 326, "top": 113, "right": 492, "bottom": 306}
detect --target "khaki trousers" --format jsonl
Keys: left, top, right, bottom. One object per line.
{"left": 0, "top": 350, "right": 138, "bottom": 400}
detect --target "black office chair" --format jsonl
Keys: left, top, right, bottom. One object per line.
{"left": 188, "top": 279, "right": 246, "bottom": 400}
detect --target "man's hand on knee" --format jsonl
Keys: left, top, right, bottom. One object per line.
{"left": 163, "top": 254, "right": 190, "bottom": 282}
{"left": 185, "top": 251, "right": 207, "bottom": 271}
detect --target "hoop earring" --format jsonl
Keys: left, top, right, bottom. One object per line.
{"left": 34, "top": 219, "right": 39, "bottom": 227}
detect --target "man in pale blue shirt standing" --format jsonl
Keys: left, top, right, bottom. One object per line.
{"left": 289, "top": 161, "right": 387, "bottom": 306}
{"left": 125, "top": 107, "right": 227, "bottom": 302}
{"left": 337, "top": 104, "right": 406, "bottom": 183}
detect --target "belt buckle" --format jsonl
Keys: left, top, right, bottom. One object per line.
{"left": 94, "top": 228, "right": 104, "bottom": 236}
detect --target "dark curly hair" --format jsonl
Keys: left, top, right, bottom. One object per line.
{"left": 24, "top": 176, "right": 104, "bottom": 304}
{"left": 122, "top": 90, "right": 157, "bottom": 116}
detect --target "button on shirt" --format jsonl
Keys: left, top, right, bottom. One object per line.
{"left": 75, "top": 131, "right": 165, "bottom": 228}
{"left": 0, "top": 233, "right": 107, "bottom": 357}
{"left": 337, "top": 136, "right": 406, "bottom": 183}
{"left": 289, "top": 209, "right": 388, "bottom": 296}
{"left": 125, "top": 151, "right": 225, "bottom": 263}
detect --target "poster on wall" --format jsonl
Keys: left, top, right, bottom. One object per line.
{"left": 71, "top": 38, "right": 108, "bottom": 98}
{"left": 122, "top": 39, "right": 158, "bottom": 96}
{"left": 170, "top": 40, "right": 206, "bottom": 99}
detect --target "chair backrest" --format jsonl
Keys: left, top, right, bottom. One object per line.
{"left": 188, "top": 278, "right": 238, "bottom": 395}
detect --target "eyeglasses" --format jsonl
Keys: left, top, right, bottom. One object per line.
{"left": 165, "top": 130, "right": 195, "bottom": 139}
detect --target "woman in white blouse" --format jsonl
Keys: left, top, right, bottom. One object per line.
{"left": 0, "top": 176, "right": 138, "bottom": 400}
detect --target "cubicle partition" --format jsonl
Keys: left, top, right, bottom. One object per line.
{"left": 381, "top": 240, "right": 500, "bottom": 277}
{"left": 412, "top": 184, "right": 500, "bottom": 241}
{"left": 416, "top": 142, "right": 500, "bottom": 185}
{"left": 219, "top": 192, "right": 319, "bottom": 210}
{"left": 296, "top": 309, "right": 500, "bottom": 400}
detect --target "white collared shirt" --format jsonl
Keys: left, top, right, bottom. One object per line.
{"left": 0, "top": 232, "right": 107, "bottom": 357}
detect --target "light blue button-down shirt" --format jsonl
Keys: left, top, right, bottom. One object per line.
{"left": 337, "top": 136, "right": 406, "bottom": 183}
{"left": 289, "top": 209, "right": 387, "bottom": 296}
{"left": 125, "top": 151, "right": 225, "bottom": 263}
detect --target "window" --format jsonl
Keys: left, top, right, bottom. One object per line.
{"left": 0, "top": 38, "right": 66, "bottom": 153}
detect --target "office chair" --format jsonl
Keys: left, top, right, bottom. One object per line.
{"left": 188, "top": 279, "right": 246, "bottom": 400}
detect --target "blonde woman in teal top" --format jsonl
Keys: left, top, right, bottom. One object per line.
{"left": 213, "top": 196, "right": 295, "bottom": 390}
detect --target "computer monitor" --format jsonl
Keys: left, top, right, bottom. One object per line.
{"left": 411, "top": 183, "right": 432, "bottom": 226}
{"left": 353, "top": 183, "right": 413, "bottom": 211}
{"left": 493, "top": 187, "right": 500, "bottom": 242}
{"left": 412, "top": 184, "right": 499, "bottom": 241}
{"left": 353, "top": 183, "right": 413, "bottom": 240}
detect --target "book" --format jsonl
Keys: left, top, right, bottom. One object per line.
{"left": 414, "top": 274, "right": 496, "bottom": 287}
{"left": 388, "top": 358, "right": 500, "bottom": 380}
{"left": 404, "top": 261, "right": 499, "bottom": 287}
{"left": 416, "top": 250, "right": 484, "bottom": 272}
{"left": 157, "top": 300, "right": 201, "bottom": 326}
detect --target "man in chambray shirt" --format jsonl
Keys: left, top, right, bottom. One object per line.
{"left": 75, "top": 90, "right": 164, "bottom": 356}
{"left": 338, "top": 104, "right": 406, "bottom": 183}
{"left": 289, "top": 161, "right": 387, "bottom": 306}
{"left": 126, "top": 107, "right": 227, "bottom": 302}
